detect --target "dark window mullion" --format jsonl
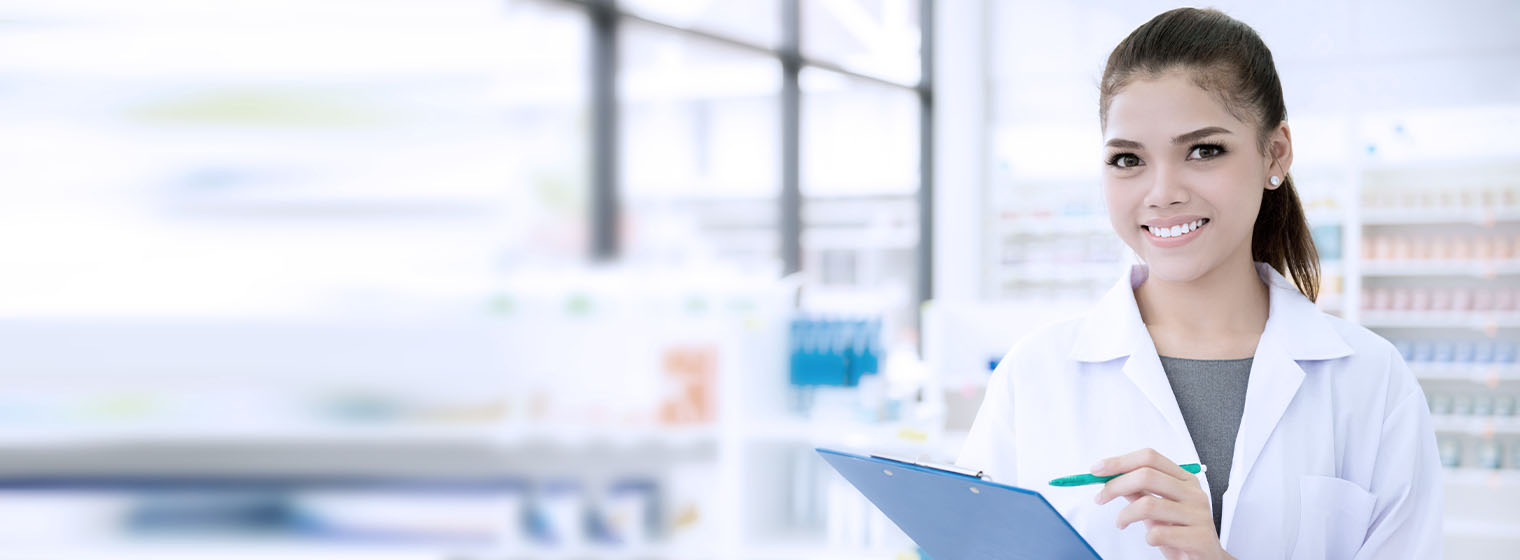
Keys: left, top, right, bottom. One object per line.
{"left": 917, "top": 0, "right": 934, "bottom": 307}
{"left": 589, "top": 0, "right": 619, "bottom": 261}
{"left": 576, "top": 0, "right": 925, "bottom": 278}
{"left": 780, "top": 0, "right": 802, "bottom": 275}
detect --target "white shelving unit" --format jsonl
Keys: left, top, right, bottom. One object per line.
{"left": 1315, "top": 150, "right": 1520, "bottom": 553}
{"left": 1361, "top": 259, "right": 1520, "bottom": 278}
{"left": 0, "top": 269, "right": 815, "bottom": 560}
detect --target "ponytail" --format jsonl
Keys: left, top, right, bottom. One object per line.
{"left": 1253, "top": 174, "right": 1319, "bottom": 301}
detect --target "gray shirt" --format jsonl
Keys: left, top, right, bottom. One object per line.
{"left": 1157, "top": 355, "right": 1252, "bottom": 536}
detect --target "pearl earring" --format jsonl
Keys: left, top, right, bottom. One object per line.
{"left": 1269, "top": 176, "right": 1282, "bottom": 187}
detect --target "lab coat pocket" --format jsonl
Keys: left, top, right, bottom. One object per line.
{"left": 1290, "top": 475, "right": 1376, "bottom": 560}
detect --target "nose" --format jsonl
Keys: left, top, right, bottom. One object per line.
{"left": 1142, "top": 161, "right": 1189, "bottom": 208}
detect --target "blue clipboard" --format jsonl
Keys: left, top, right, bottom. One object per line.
{"left": 817, "top": 447, "right": 1102, "bottom": 560}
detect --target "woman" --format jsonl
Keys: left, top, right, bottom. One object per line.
{"left": 956, "top": 8, "right": 1441, "bottom": 559}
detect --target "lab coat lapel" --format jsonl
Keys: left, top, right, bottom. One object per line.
{"left": 1122, "top": 334, "right": 1192, "bottom": 438}
{"left": 1219, "top": 263, "right": 1354, "bottom": 547}
{"left": 1218, "top": 327, "right": 1303, "bottom": 547}
{"left": 1073, "top": 265, "right": 1192, "bottom": 437}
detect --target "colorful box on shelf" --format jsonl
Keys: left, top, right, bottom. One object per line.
{"left": 1363, "top": 233, "right": 1520, "bottom": 264}
{"left": 1393, "top": 338, "right": 1520, "bottom": 366}
{"left": 1363, "top": 286, "right": 1520, "bottom": 314}
{"left": 789, "top": 317, "right": 882, "bottom": 387}
{"left": 1436, "top": 434, "right": 1520, "bottom": 470}
{"left": 1360, "top": 185, "right": 1520, "bottom": 224}
{"left": 1310, "top": 224, "right": 1342, "bottom": 261}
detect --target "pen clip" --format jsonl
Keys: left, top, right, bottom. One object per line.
{"left": 871, "top": 453, "right": 988, "bottom": 480}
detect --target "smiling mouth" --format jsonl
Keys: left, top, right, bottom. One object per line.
{"left": 1142, "top": 218, "right": 1209, "bottom": 239}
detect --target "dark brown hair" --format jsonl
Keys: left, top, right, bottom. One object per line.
{"left": 1099, "top": 7, "right": 1319, "bottom": 301}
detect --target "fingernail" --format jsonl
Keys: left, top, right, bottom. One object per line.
{"left": 1090, "top": 460, "right": 1106, "bottom": 474}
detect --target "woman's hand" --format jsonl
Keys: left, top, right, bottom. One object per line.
{"left": 1092, "top": 448, "right": 1235, "bottom": 560}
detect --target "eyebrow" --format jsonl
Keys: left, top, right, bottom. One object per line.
{"left": 1104, "top": 126, "right": 1233, "bottom": 149}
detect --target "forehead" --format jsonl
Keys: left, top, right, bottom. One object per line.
{"left": 1104, "top": 71, "right": 1248, "bottom": 143}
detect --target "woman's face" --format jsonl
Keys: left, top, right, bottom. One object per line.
{"left": 1101, "top": 70, "right": 1281, "bottom": 284}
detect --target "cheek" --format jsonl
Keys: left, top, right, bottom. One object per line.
{"left": 1196, "top": 178, "right": 1266, "bottom": 244}
{"left": 1102, "top": 181, "right": 1140, "bottom": 235}
{"left": 1199, "top": 173, "right": 1264, "bottom": 219}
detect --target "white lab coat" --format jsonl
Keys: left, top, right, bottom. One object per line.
{"left": 957, "top": 262, "right": 1443, "bottom": 559}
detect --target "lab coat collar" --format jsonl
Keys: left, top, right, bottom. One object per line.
{"left": 1068, "top": 262, "right": 1353, "bottom": 363}
{"left": 1067, "top": 261, "right": 1353, "bottom": 548}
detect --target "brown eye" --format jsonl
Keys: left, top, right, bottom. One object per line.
{"left": 1108, "top": 154, "right": 1141, "bottom": 168}
{"left": 1188, "top": 144, "right": 1226, "bottom": 160}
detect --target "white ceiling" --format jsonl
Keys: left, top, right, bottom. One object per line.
{"left": 993, "top": 0, "right": 1520, "bottom": 122}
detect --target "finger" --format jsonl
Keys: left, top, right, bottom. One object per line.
{"left": 1093, "top": 490, "right": 1147, "bottom": 507}
{"left": 1146, "top": 524, "right": 1216, "bottom": 556}
{"left": 1096, "top": 467, "right": 1201, "bottom": 505}
{"left": 1145, "top": 524, "right": 1182, "bottom": 548}
{"left": 1114, "top": 495, "right": 1194, "bottom": 530}
{"left": 1092, "top": 448, "right": 1194, "bottom": 480}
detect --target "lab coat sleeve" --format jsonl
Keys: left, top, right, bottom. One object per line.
{"left": 1353, "top": 356, "right": 1444, "bottom": 559}
{"left": 954, "top": 359, "right": 1018, "bottom": 483}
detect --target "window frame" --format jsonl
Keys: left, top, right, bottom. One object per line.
{"left": 560, "top": 0, "right": 934, "bottom": 307}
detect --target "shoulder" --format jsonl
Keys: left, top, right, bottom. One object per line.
{"left": 1318, "top": 312, "right": 1423, "bottom": 407}
{"left": 999, "top": 316, "right": 1086, "bottom": 364}
{"left": 989, "top": 314, "right": 1092, "bottom": 388}
{"left": 1322, "top": 313, "right": 1399, "bottom": 362}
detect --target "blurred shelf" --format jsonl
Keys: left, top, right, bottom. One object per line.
{"left": 502, "top": 424, "right": 720, "bottom": 449}
{"left": 0, "top": 425, "right": 726, "bottom": 480}
{"left": 0, "top": 425, "right": 497, "bottom": 447}
{"left": 1362, "top": 260, "right": 1520, "bottom": 277}
{"left": 0, "top": 548, "right": 446, "bottom": 560}
{"left": 0, "top": 542, "right": 714, "bottom": 560}
{"left": 1359, "top": 312, "right": 1520, "bottom": 330}
{"left": 744, "top": 545, "right": 916, "bottom": 560}
{"left": 1430, "top": 415, "right": 1520, "bottom": 435}
{"left": 1443, "top": 518, "right": 1520, "bottom": 540}
{"left": 744, "top": 419, "right": 940, "bottom": 451}
{"left": 743, "top": 535, "right": 918, "bottom": 560}
{"left": 1444, "top": 468, "right": 1520, "bottom": 487}
{"left": 803, "top": 227, "right": 919, "bottom": 251}
{"left": 1412, "top": 363, "right": 1520, "bottom": 383}
{"left": 0, "top": 542, "right": 479, "bottom": 560}
{"left": 1361, "top": 208, "right": 1520, "bottom": 226}
{"left": 998, "top": 215, "right": 1112, "bottom": 236}
{"left": 0, "top": 423, "right": 720, "bottom": 450}
{"left": 514, "top": 544, "right": 722, "bottom": 560}
{"left": 994, "top": 263, "right": 1122, "bottom": 283}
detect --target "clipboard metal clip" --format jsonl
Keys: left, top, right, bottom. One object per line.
{"left": 870, "top": 453, "right": 989, "bottom": 480}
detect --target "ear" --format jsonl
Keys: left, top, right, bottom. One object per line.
{"left": 1265, "top": 121, "right": 1293, "bottom": 190}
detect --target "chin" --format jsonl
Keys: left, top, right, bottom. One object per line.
{"left": 1139, "top": 253, "right": 1218, "bottom": 284}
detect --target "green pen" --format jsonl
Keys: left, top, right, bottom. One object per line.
{"left": 1048, "top": 463, "right": 1206, "bottom": 487}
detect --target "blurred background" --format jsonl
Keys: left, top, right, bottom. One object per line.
{"left": 0, "top": 0, "right": 1517, "bottom": 558}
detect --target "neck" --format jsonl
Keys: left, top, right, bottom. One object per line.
{"left": 1135, "top": 258, "right": 1270, "bottom": 338}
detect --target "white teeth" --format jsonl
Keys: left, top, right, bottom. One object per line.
{"left": 1147, "top": 219, "right": 1207, "bottom": 239}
